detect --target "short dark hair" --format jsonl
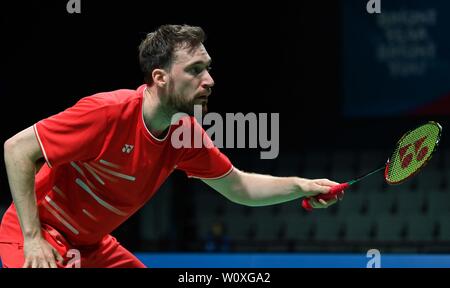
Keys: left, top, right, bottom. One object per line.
{"left": 138, "top": 24, "right": 205, "bottom": 85}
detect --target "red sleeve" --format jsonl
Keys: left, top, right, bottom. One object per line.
{"left": 176, "top": 118, "right": 233, "bottom": 179}
{"left": 34, "top": 97, "right": 108, "bottom": 168}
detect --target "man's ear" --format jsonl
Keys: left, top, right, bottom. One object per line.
{"left": 152, "top": 69, "right": 168, "bottom": 88}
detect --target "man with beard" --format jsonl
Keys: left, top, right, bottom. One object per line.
{"left": 0, "top": 24, "right": 341, "bottom": 268}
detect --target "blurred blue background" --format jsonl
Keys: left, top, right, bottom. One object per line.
{"left": 342, "top": 0, "right": 450, "bottom": 117}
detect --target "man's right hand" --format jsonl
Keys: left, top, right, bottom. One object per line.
{"left": 23, "top": 237, "right": 64, "bottom": 268}
{"left": 4, "top": 126, "right": 64, "bottom": 268}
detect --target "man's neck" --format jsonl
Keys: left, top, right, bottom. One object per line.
{"left": 142, "top": 87, "right": 174, "bottom": 139}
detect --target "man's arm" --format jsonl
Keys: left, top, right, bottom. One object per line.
{"left": 4, "top": 126, "right": 63, "bottom": 268}
{"left": 202, "top": 167, "right": 339, "bottom": 208}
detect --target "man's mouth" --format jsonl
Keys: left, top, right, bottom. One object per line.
{"left": 196, "top": 94, "right": 209, "bottom": 102}
{"left": 198, "top": 89, "right": 211, "bottom": 98}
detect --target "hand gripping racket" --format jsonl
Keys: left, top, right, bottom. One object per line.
{"left": 302, "top": 121, "right": 442, "bottom": 211}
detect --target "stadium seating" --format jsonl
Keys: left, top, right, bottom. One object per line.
{"left": 141, "top": 148, "right": 450, "bottom": 253}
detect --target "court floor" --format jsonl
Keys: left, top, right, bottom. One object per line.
{"left": 134, "top": 253, "right": 450, "bottom": 268}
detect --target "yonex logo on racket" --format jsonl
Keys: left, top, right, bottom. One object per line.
{"left": 304, "top": 122, "right": 441, "bottom": 211}
{"left": 399, "top": 136, "right": 428, "bottom": 169}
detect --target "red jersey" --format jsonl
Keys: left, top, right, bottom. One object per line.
{"left": 0, "top": 84, "right": 233, "bottom": 246}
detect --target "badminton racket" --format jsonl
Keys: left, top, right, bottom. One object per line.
{"left": 302, "top": 121, "right": 442, "bottom": 211}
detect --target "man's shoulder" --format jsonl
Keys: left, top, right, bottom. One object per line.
{"left": 81, "top": 84, "right": 145, "bottom": 108}
{"left": 65, "top": 85, "right": 146, "bottom": 122}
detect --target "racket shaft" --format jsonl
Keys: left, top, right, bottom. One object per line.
{"left": 352, "top": 165, "right": 385, "bottom": 184}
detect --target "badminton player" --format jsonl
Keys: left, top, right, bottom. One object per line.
{"left": 0, "top": 24, "right": 340, "bottom": 268}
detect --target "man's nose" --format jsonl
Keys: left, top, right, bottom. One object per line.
{"left": 202, "top": 70, "right": 215, "bottom": 89}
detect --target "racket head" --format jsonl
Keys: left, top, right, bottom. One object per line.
{"left": 385, "top": 121, "right": 442, "bottom": 185}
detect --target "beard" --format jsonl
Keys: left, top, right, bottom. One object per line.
{"left": 165, "top": 80, "right": 209, "bottom": 116}
{"left": 168, "top": 93, "right": 208, "bottom": 116}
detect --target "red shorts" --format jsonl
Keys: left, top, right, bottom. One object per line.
{"left": 0, "top": 210, "right": 145, "bottom": 268}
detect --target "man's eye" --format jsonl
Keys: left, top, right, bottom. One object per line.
{"left": 189, "top": 66, "right": 203, "bottom": 75}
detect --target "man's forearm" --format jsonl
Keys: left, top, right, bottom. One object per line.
{"left": 4, "top": 139, "right": 42, "bottom": 239}
{"left": 228, "top": 171, "right": 304, "bottom": 206}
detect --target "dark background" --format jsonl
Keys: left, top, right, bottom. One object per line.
{"left": 0, "top": 0, "right": 345, "bottom": 145}
{"left": 1, "top": 0, "right": 450, "bottom": 253}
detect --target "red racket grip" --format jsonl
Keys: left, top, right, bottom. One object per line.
{"left": 301, "top": 183, "right": 350, "bottom": 211}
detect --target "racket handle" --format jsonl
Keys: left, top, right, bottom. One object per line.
{"left": 301, "top": 183, "right": 350, "bottom": 211}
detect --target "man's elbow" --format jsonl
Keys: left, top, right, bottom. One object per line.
{"left": 222, "top": 168, "right": 251, "bottom": 206}
{"left": 4, "top": 137, "right": 18, "bottom": 157}
{"left": 4, "top": 126, "right": 42, "bottom": 163}
{"left": 208, "top": 168, "right": 259, "bottom": 207}
{"left": 227, "top": 192, "right": 259, "bottom": 207}
{"left": 4, "top": 134, "right": 31, "bottom": 162}
{"left": 226, "top": 171, "right": 260, "bottom": 207}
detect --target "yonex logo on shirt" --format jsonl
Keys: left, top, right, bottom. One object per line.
{"left": 122, "top": 144, "right": 134, "bottom": 154}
